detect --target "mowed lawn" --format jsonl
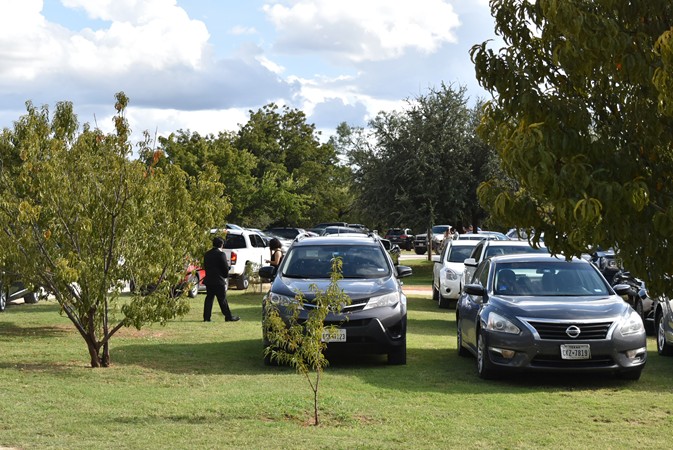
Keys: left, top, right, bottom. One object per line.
{"left": 1, "top": 257, "right": 672, "bottom": 449}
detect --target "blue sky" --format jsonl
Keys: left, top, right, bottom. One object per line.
{"left": 0, "top": 0, "right": 500, "bottom": 143}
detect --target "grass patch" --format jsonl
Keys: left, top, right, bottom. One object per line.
{"left": 1, "top": 285, "right": 672, "bottom": 449}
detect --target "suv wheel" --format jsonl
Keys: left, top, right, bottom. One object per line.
{"left": 414, "top": 249, "right": 426, "bottom": 255}
{"left": 24, "top": 292, "right": 39, "bottom": 304}
{"left": 236, "top": 274, "right": 249, "bottom": 290}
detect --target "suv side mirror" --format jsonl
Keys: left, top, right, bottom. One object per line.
{"left": 464, "top": 258, "right": 478, "bottom": 267}
{"left": 258, "top": 265, "right": 277, "bottom": 281}
{"left": 396, "top": 265, "right": 413, "bottom": 278}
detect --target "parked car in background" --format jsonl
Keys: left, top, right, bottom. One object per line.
{"left": 259, "top": 234, "right": 412, "bottom": 365}
{"left": 432, "top": 240, "right": 479, "bottom": 309}
{"left": 413, "top": 225, "right": 452, "bottom": 255}
{"left": 456, "top": 254, "right": 647, "bottom": 380}
{"left": 0, "top": 279, "right": 40, "bottom": 312}
{"left": 218, "top": 229, "right": 268, "bottom": 290}
{"left": 462, "top": 240, "right": 549, "bottom": 287}
{"left": 321, "top": 226, "right": 366, "bottom": 235}
{"left": 384, "top": 228, "right": 414, "bottom": 250}
{"left": 457, "top": 231, "right": 509, "bottom": 241}
{"left": 264, "top": 227, "right": 309, "bottom": 240}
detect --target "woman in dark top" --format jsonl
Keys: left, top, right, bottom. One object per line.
{"left": 266, "top": 238, "right": 283, "bottom": 267}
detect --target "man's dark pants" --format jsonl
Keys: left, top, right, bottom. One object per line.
{"left": 203, "top": 284, "right": 233, "bottom": 321}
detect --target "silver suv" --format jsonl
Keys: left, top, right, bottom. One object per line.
{"left": 260, "top": 234, "right": 412, "bottom": 365}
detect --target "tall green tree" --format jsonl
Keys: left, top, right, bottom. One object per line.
{"left": 342, "top": 84, "right": 495, "bottom": 233}
{"left": 236, "top": 103, "right": 353, "bottom": 227}
{"left": 472, "top": 0, "right": 673, "bottom": 293}
{"left": 0, "top": 93, "right": 228, "bottom": 367}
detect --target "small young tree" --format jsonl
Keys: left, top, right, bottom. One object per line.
{"left": 263, "top": 257, "right": 351, "bottom": 426}
{"left": 0, "top": 93, "right": 228, "bottom": 367}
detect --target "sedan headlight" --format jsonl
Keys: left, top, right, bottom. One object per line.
{"left": 619, "top": 310, "right": 645, "bottom": 336}
{"left": 485, "top": 312, "right": 520, "bottom": 334}
{"left": 364, "top": 292, "right": 401, "bottom": 310}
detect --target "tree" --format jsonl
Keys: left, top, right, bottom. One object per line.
{"left": 263, "top": 257, "right": 350, "bottom": 426}
{"left": 341, "top": 84, "right": 495, "bottom": 233}
{"left": 471, "top": 0, "right": 673, "bottom": 294}
{"left": 236, "top": 104, "right": 353, "bottom": 227}
{"left": 0, "top": 93, "right": 228, "bottom": 367}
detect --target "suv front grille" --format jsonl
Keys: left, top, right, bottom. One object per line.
{"left": 524, "top": 320, "right": 613, "bottom": 340}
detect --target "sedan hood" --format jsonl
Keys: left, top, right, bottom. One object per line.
{"left": 490, "top": 295, "right": 630, "bottom": 320}
{"left": 278, "top": 277, "right": 396, "bottom": 300}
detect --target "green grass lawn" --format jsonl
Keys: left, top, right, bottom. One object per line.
{"left": 1, "top": 261, "right": 672, "bottom": 449}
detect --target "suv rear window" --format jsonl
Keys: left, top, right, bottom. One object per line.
{"left": 224, "top": 234, "right": 245, "bottom": 249}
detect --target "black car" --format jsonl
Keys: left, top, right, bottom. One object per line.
{"left": 259, "top": 234, "right": 412, "bottom": 365}
{"left": 456, "top": 254, "right": 647, "bottom": 380}
{"left": 0, "top": 280, "right": 40, "bottom": 312}
{"left": 384, "top": 228, "right": 414, "bottom": 251}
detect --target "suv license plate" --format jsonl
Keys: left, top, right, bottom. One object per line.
{"left": 560, "top": 344, "right": 590, "bottom": 360}
{"left": 322, "top": 329, "right": 346, "bottom": 343}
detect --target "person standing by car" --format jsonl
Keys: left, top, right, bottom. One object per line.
{"left": 266, "top": 238, "right": 283, "bottom": 268}
{"left": 203, "top": 237, "right": 240, "bottom": 322}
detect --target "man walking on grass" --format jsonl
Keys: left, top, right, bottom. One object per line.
{"left": 203, "top": 236, "right": 240, "bottom": 322}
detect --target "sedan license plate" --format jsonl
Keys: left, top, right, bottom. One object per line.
{"left": 560, "top": 344, "right": 591, "bottom": 360}
{"left": 322, "top": 328, "right": 346, "bottom": 343}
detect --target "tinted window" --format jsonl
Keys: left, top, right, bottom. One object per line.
{"left": 493, "top": 261, "right": 610, "bottom": 297}
{"left": 224, "top": 234, "right": 245, "bottom": 249}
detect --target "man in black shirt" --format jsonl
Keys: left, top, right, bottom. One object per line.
{"left": 203, "top": 236, "right": 240, "bottom": 322}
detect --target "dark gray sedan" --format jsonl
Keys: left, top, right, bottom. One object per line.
{"left": 456, "top": 254, "right": 647, "bottom": 380}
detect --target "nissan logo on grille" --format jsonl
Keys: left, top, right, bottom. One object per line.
{"left": 566, "top": 325, "right": 581, "bottom": 338}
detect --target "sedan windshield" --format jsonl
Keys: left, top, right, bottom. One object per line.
{"left": 282, "top": 245, "right": 390, "bottom": 279}
{"left": 493, "top": 261, "right": 611, "bottom": 297}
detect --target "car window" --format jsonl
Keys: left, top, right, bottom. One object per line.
{"left": 250, "top": 234, "right": 265, "bottom": 248}
{"left": 484, "top": 245, "right": 547, "bottom": 258}
{"left": 471, "top": 242, "right": 484, "bottom": 262}
{"left": 282, "top": 244, "right": 390, "bottom": 279}
{"left": 475, "top": 260, "right": 490, "bottom": 286}
{"left": 493, "top": 261, "right": 610, "bottom": 297}
{"left": 224, "top": 234, "right": 245, "bottom": 249}
{"left": 447, "top": 246, "right": 474, "bottom": 263}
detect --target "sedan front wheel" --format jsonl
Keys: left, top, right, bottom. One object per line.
{"left": 477, "top": 331, "right": 497, "bottom": 379}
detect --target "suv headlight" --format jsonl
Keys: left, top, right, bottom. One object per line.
{"left": 266, "top": 292, "right": 302, "bottom": 308}
{"left": 485, "top": 312, "right": 520, "bottom": 334}
{"left": 443, "top": 268, "right": 459, "bottom": 281}
{"left": 619, "top": 310, "right": 645, "bottom": 336}
{"left": 364, "top": 292, "right": 401, "bottom": 310}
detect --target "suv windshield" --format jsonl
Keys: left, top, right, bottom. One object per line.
{"left": 282, "top": 244, "right": 390, "bottom": 279}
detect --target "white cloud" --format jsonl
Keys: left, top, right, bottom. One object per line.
{"left": 263, "top": 0, "right": 460, "bottom": 63}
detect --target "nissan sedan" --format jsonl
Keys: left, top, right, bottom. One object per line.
{"left": 456, "top": 254, "right": 647, "bottom": 380}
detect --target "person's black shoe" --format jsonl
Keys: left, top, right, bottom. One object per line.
{"left": 225, "top": 316, "right": 240, "bottom": 322}
{"left": 203, "top": 319, "right": 211, "bottom": 322}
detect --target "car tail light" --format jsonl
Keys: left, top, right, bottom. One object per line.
{"left": 230, "top": 251, "right": 237, "bottom": 265}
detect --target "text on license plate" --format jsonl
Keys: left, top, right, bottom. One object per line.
{"left": 560, "top": 344, "right": 591, "bottom": 360}
{"left": 322, "top": 328, "right": 346, "bottom": 343}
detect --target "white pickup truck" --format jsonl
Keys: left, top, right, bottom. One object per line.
{"left": 220, "top": 229, "right": 269, "bottom": 290}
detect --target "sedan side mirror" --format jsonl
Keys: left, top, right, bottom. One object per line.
{"left": 464, "top": 283, "right": 485, "bottom": 296}
{"left": 612, "top": 283, "right": 632, "bottom": 296}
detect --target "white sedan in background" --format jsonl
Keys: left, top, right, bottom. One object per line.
{"left": 432, "top": 240, "right": 479, "bottom": 309}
